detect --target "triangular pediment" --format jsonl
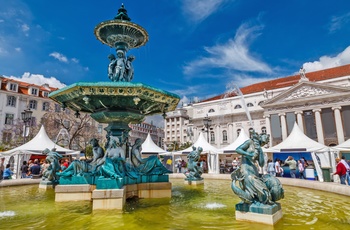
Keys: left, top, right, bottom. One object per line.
{"left": 262, "top": 81, "right": 350, "bottom": 107}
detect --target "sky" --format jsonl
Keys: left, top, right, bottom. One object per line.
{"left": 1, "top": 0, "right": 350, "bottom": 126}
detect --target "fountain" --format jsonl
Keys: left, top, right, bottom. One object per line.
{"left": 47, "top": 4, "right": 180, "bottom": 209}
{"left": 1, "top": 179, "right": 350, "bottom": 229}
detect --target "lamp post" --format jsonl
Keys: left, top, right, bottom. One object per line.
{"left": 21, "top": 108, "right": 32, "bottom": 144}
{"left": 203, "top": 114, "right": 212, "bottom": 142}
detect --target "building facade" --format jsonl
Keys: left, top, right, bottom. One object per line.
{"left": 164, "top": 64, "right": 350, "bottom": 148}
{"left": 129, "top": 122, "right": 165, "bottom": 149}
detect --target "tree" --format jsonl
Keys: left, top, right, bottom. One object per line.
{"left": 41, "top": 105, "right": 104, "bottom": 151}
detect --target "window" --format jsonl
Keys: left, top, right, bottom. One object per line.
{"left": 31, "top": 88, "right": 38, "bottom": 96}
{"left": 42, "top": 102, "right": 50, "bottom": 111}
{"left": 43, "top": 91, "right": 49, "bottom": 97}
{"left": 261, "top": 127, "right": 266, "bottom": 134}
{"left": 7, "top": 96, "right": 16, "bottom": 107}
{"left": 247, "top": 103, "right": 254, "bottom": 107}
{"left": 63, "top": 120, "right": 70, "bottom": 128}
{"left": 55, "top": 104, "right": 61, "bottom": 112}
{"left": 98, "top": 124, "right": 103, "bottom": 134}
{"left": 30, "top": 117, "right": 36, "bottom": 127}
{"left": 210, "top": 131, "right": 215, "bottom": 142}
{"left": 234, "top": 104, "right": 242, "bottom": 109}
{"left": 237, "top": 129, "right": 241, "bottom": 136}
{"left": 208, "top": 109, "right": 215, "bottom": 113}
{"left": 9, "top": 83, "right": 17, "bottom": 91}
{"left": 222, "top": 130, "right": 227, "bottom": 142}
{"left": 258, "top": 101, "right": 264, "bottom": 106}
{"left": 4, "top": 114, "right": 14, "bottom": 125}
{"left": 29, "top": 100, "right": 37, "bottom": 110}
{"left": 2, "top": 131, "right": 12, "bottom": 143}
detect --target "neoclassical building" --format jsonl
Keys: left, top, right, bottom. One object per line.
{"left": 164, "top": 64, "right": 350, "bottom": 149}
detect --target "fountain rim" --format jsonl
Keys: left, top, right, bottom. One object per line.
{"left": 94, "top": 19, "right": 149, "bottom": 48}
{"left": 49, "top": 81, "right": 180, "bottom": 99}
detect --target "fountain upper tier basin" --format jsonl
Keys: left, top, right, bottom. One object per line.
{"left": 49, "top": 82, "right": 180, "bottom": 124}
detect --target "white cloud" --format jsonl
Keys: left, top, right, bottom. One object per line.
{"left": 182, "top": 0, "right": 229, "bottom": 23}
{"left": 15, "top": 47, "right": 21, "bottom": 52}
{"left": 71, "top": 58, "right": 79, "bottom": 63}
{"left": 183, "top": 22, "right": 272, "bottom": 75}
{"left": 21, "top": 23, "right": 29, "bottom": 32}
{"left": 329, "top": 12, "right": 350, "bottom": 33}
{"left": 49, "top": 52, "right": 68, "bottom": 63}
{"left": 303, "top": 46, "right": 350, "bottom": 72}
{"left": 7, "top": 72, "right": 66, "bottom": 89}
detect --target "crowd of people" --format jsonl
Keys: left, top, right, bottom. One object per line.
{"left": 0, "top": 157, "right": 71, "bottom": 180}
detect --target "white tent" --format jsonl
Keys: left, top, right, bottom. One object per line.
{"left": 176, "top": 132, "right": 220, "bottom": 174}
{"left": 219, "top": 129, "right": 250, "bottom": 153}
{"left": 264, "top": 122, "right": 333, "bottom": 182}
{"left": 1, "top": 125, "right": 80, "bottom": 179}
{"left": 331, "top": 138, "right": 350, "bottom": 152}
{"left": 141, "top": 133, "right": 166, "bottom": 154}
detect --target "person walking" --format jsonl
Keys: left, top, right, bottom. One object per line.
{"left": 285, "top": 156, "right": 297, "bottom": 178}
{"left": 0, "top": 158, "right": 5, "bottom": 180}
{"left": 333, "top": 157, "right": 347, "bottom": 185}
{"left": 298, "top": 160, "right": 305, "bottom": 179}
{"left": 340, "top": 156, "right": 350, "bottom": 185}
{"left": 21, "top": 161, "right": 29, "bottom": 178}
{"left": 267, "top": 159, "right": 276, "bottom": 176}
{"left": 2, "top": 164, "right": 14, "bottom": 180}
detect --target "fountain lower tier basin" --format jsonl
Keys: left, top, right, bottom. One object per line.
{"left": 48, "top": 82, "right": 180, "bottom": 123}
{"left": 1, "top": 179, "right": 349, "bottom": 230}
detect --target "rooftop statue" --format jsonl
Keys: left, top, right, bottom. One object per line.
{"left": 232, "top": 131, "right": 284, "bottom": 205}
{"left": 184, "top": 146, "right": 203, "bottom": 181}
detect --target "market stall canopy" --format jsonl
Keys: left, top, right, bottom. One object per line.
{"left": 141, "top": 133, "right": 166, "bottom": 154}
{"left": 1, "top": 125, "right": 80, "bottom": 156}
{"left": 177, "top": 132, "right": 220, "bottom": 154}
{"left": 219, "top": 129, "right": 250, "bottom": 153}
{"left": 264, "top": 122, "right": 329, "bottom": 152}
{"left": 331, "top": 138, "right": 350, "bottom": 151}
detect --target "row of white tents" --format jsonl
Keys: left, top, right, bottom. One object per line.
{"left": 2, "top": 122, "right": 349, "bottom": 181}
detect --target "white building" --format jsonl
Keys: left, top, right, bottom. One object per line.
{"left": 164, "top": 64, "right": 350, "bottom": 148}
{"left": 0, "top": 77, "right": 57, "bottom": 144}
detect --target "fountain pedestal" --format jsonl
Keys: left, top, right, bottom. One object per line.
{"left": 92, "top": 188, "right": 126, "bottom": 210}
{"left": 39, "top": 181, "right": 55, "bottom": 190}
{"left": 184, "top": 179, "right": 204, "bottom": 185}
{"left": 55, "top": 184, "right": 94, "bottom": 202}
{"left": 235, "top": 202, "right": 283, "bottom": 225}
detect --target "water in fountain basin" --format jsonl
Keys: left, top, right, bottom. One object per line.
{"left": 1, "top": 179, "right": 350, "bottom": 229}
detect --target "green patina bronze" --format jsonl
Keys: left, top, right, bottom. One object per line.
{"left": 48, "top": 4, "right": 179, "bottom": 187}
{"left": 184, "top": 146, "right": 204, "bottom": 181}
{"left": 231, "top": 130, "right": 284, "bottom": 215}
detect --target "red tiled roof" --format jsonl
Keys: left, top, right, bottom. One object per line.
{"left": 202, "top": 64, "right": 350, "bottom": 102}
{"left": 0, "top": 76, "right": 58, "bottom": 98}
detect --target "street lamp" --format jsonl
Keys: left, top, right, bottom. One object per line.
{"left": 203, "top": 114, "right": 212, "bottom": 142}
{"left": 21, "top": 108, "right": 32, "bottom": 144}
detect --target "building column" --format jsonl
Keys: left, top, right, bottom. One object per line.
{"left": 228, "top": 123, "right": 233, "bottom": 143}
{"left": 313, "top": 109, "right": 324, "bottom": 144}
{"left": 295, "top": 111, "right": 304, "bottom": 133}
{"left": 332, "top": 106, "right": 345, "bottom": 144}
{"left": 193, "top": 127, "right": 198, "bottom": 142}
{"left": 279, "top": 113, "right": 288, "bottom": 140}
{"left": 263, "top": 115, "right": 272, "bottom": 145}
{"left": 215, "top": 125, "right": 220, "bottom": 148}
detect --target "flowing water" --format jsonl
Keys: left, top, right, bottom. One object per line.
{"left": 0, "top": 179, "right": 349, "bottom": 230}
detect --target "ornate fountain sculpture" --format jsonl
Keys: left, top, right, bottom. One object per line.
{"left": 232, "top": 130, "right": 284, "bottom": 225}
{"left": 48, "top": 4, "right": 180, "bottom": 190}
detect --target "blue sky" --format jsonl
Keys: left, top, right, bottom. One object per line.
{"left": 2, "top": 0, "right": 350, "bottom": 104}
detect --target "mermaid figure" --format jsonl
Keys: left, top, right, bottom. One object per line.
{"left": 232, "top": 131, "right": 284, "bottom": 204}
